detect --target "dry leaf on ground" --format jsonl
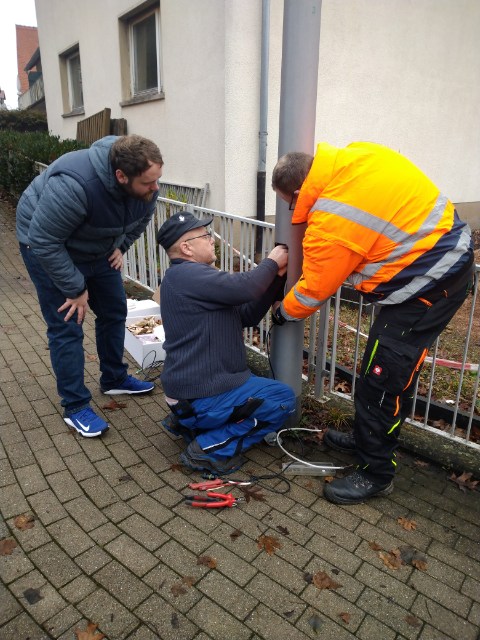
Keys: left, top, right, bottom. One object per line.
{"left": 74, "top": 622, "right": 105, "bottom": 640}
{"left": 448, "top": 471, "right": 479, "bottom": 492}
{"left": 378, "top": 549, "right": 403, "bottom": 570}
{"left": 0, "top": 538, "right": 17, "bottom": 556}
{"left": 230, "top": 529, "right": 242, "bottom": 541}
{"left": 257, "top": 535, "right": 282, "bottom": 556}
{"left": 14, "top": 514, "right": 35, "bottom": 530}
{"left": 312, "top": 570, "right": 342, "bottom": 590}
{"left": 102, "top": 399, "right": 127, "bottom": 411}
{"left": 368, "top": 541, "right": 382, "bottom": 551}
{"left": 86, "top": 354, "right": 98, "bottom": 362}
{"left": 405, "top": 615, "right": 422, "bottom": 627}
{"left": 239, "top": 485, "right": 266, "bottom": 503}
{"left": 339, "top": 612, "right": 351, "bottom": 624}
{"left": 197, "top": 555, "right": 217, "bottom": 568}
{"left": 170, "top": 463, "right": 184, "bottom": 472}
{"left": 397, "top": 516, "right": 417, "bottom": 531}
{"left": 276, "top": 525, "right": 290, "bottom": 536}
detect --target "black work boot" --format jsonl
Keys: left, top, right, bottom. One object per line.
{"left": 179, "top": 440, "right": 246, "bottom": 476}
{"left": 323, "top": 429, "right": 356, "bottom": 453}
{"left": 323, "top": 471, "right": 393, "bottom": 505}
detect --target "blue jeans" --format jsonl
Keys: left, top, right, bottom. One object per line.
{"left": 20, "top": 244, "right": 128, "bottom": 416}
{"left": 171, "top": 375, "right": 296, "bottom": 458}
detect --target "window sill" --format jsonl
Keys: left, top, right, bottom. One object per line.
{"left": 62, "top": 107, "right": 85, "bottom": 118}
{"left": 120, "top": 90, "right": 165, "bottom": 107}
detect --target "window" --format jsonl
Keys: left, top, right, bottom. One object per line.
{"left": 119, "top": 2, "right": 163, "bottom": 106}
{"left": 131, "top": 11, "right": 159, "bottom": 94}
{"left": 59, "top": 45, "right": 84, "bottom": 115}
{"left": 67, "top": 51, "right": 83, "bottom": 110}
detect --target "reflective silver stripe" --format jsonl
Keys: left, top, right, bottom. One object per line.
{"left": 380, "top": 227, "right": 472, "bottom": 304}
{"left": 359, "top": 193, "right": 449, "bottom": 279}
{"left": 311, "top": 198, "right": 409, "bottom": 243}
{"left": 282, "top": 287, "right": 326, "bottom": 321}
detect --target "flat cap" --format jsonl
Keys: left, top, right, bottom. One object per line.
{"left": 157, "top": 211, "right": 213, "bottom": 250}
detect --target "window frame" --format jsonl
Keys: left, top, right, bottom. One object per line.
{"left": 119, "top": 1, "right": 164, "bottom": 107}
{"left": 66, "top": 50, "right": 84, "bottom": 111}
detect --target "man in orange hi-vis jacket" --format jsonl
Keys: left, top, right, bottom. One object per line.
{"left": 271, "top": 142, "right": 475, "bottom": 505}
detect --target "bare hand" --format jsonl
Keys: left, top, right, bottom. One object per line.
{"left": 58, "top": 289, "right": 89, "bottom": 324}
{"left": 267, "top": 244, "right": 288, "bottom": 276}
{"left": 108, "top": 248, "right": 123, "bottom": 270}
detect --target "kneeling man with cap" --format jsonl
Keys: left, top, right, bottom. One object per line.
{"left": 157, "top": 211, "right": 295, "bottom": 475}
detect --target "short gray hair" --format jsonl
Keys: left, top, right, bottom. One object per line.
{"left": 272, "top": 152, "right": 313, "bottom": 194}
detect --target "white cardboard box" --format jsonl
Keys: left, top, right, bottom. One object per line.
{"left": 125, "top": 314, "right": 165, "bottom": 369}
{"left": 126, "top": 298, "right": 160, "bottom": 318}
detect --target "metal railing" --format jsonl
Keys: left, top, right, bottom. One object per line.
{"left": 124, "top": 198, "right": 480, "bottom": 448}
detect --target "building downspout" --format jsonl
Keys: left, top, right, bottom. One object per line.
{"left": 256, "top": 0, "right": 270, "bottom": 254}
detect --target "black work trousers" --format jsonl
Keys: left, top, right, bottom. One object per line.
{"left": 354, "top": 260, "right": 475, "bottom": 483}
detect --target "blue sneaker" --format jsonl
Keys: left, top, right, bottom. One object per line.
{"left": 102, "top": 375, "right": 155, "bottom": 395}
{"left": 64, "top": 407, "right": 108, "bottom": 437}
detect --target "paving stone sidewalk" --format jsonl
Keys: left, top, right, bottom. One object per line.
{"left": 1, "top": 200, "right": 479, "bottom": 640}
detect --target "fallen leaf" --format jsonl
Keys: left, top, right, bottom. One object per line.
{"left": 308, "top": 613, "right": 324, "bottom": 634}
{"left": 414, "top": 459, "right": 429, "bottom": 468}
{"left": 276, "top": 525, "right": 290, "bottom": 536}
{"left": 304, "top": 480, "right": 314, "bottom": 489}
{"left": 170, "top": 463, "right": 184, "bottom": 472}
{"left": 412, "top": 558, "right": 428, "bottom": 571}
{"left": 14, "top": 514, "right": 35, "bottom": 530}
{"left": 86, "top": 354, "right": 98, "bottom": 362}
{"left": 257, "top": 535, "right": 282, "bottom": 556}
{"left": 74, "top": 622, "right": 105, "bottom": 640}
{"left": 0, "top": 538, "right": 17, "bottom": 556}
{"left": 102, "top": 399, "right": 127, "bottom": 411}
{"left": 324, "top": 475, "right": 335, "bottom": 483}
{"left": 448, "top": 471, "right": 479, "bottom": 492}
{"left": 171, "top": 613, "right": 179, "bottom": 628}
{"left": 303, "top": 572, "right": 313, "bottom": 584}
{"left": 239, "top": 485, "right": 266, "bottom": 503}
{"left": 312, "top": 570, "right": 342, "bottom": 590}
{"left": 23, "top": 588, "right": 43, "bottom": 604}
{"left": 283, "top": 610, "right": 295, "bottom": 618}
{"left": 369, "top": 541, "right": 383, "bottom": 551}
{"left": 405, "top": 614, "right": 422, "bottom": 627}
{"left": 378, "top": 549, "right": 403, "bottom": 570}
{"left": 339, "top": 612, "right": 351, "bottom": 624}
{"left": 119, "top": 474, "right": 132, "bottom": 482}
{"left": 170, "top": 583, "right": 187, "bottom": 597}
{"left": 397, "top": 517, "right": 417, "bottom": 531}
{"left": 197, "top": 555, "right": 217, "bottom": 568}
{"left": 182, "top": 576, "right": 196, "bottom": 587}
{"left": 230, "top": 529, "right": 242, "bottom": 541}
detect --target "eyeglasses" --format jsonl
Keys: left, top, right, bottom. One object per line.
{"left": 185, "top": 229, "right": 213, "bottom": 242}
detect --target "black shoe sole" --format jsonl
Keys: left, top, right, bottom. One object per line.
{"left": 324, "top": 481, "right": 394, "bottom": 505}
{"left": 179, "top": 452, "right": 245, "bottom": 476}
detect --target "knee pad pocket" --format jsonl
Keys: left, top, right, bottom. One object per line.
{"left": 364, "top": 334, "right": 423, "bottom": 396}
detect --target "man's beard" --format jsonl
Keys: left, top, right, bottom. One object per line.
{"left": 120, "top": 183, "right": 155, "bottom": 202}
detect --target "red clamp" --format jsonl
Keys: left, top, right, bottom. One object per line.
{"left": 184, "top": 492, "right": 243, "bottom": 508}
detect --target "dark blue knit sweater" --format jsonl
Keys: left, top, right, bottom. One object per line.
{"left": 160, "top": 258, "right": 285, "bottom": 399}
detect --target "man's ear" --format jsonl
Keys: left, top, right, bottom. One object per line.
{"left": 115, "top": 169, "right": 129, "bottom": 185}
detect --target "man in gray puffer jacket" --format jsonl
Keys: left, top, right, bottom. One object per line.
{"left": 16, "top": 135, "right": 164, "bottom": 437}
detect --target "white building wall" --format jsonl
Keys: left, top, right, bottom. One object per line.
{"left": 35, "top": 0, "right": 479, "bottom": 218}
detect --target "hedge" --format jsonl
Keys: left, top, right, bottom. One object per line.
{"left": 0, "top": 109, "right": 48, "bottom": 133}
{"left": 0, "top": 130, "right": 87, "bottom": 200}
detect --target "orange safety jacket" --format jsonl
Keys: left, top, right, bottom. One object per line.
{"left": 281, "top": 142, "right": 472, "bottom": 321}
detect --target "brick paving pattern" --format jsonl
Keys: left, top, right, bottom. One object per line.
{"left": 1, "top": 200, "right": 479, "bottom": 639}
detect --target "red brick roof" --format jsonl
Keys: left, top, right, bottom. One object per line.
{"left": 16, "top": 25, "right": 39, "bottom": 96}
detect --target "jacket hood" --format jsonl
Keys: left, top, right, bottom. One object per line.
{"left": 88, "top": 135, "right": 123, "bottom": 197}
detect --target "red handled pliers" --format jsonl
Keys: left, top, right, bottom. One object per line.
{"left": 184, "top": 492, "right": 243, "bottom": 508}
{"left": 188, "top": 478, "right": 251, "bottom": 491}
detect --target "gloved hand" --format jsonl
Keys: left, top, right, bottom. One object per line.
{"left": 271, "top": 305, "right": 287, "bottom": 326}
